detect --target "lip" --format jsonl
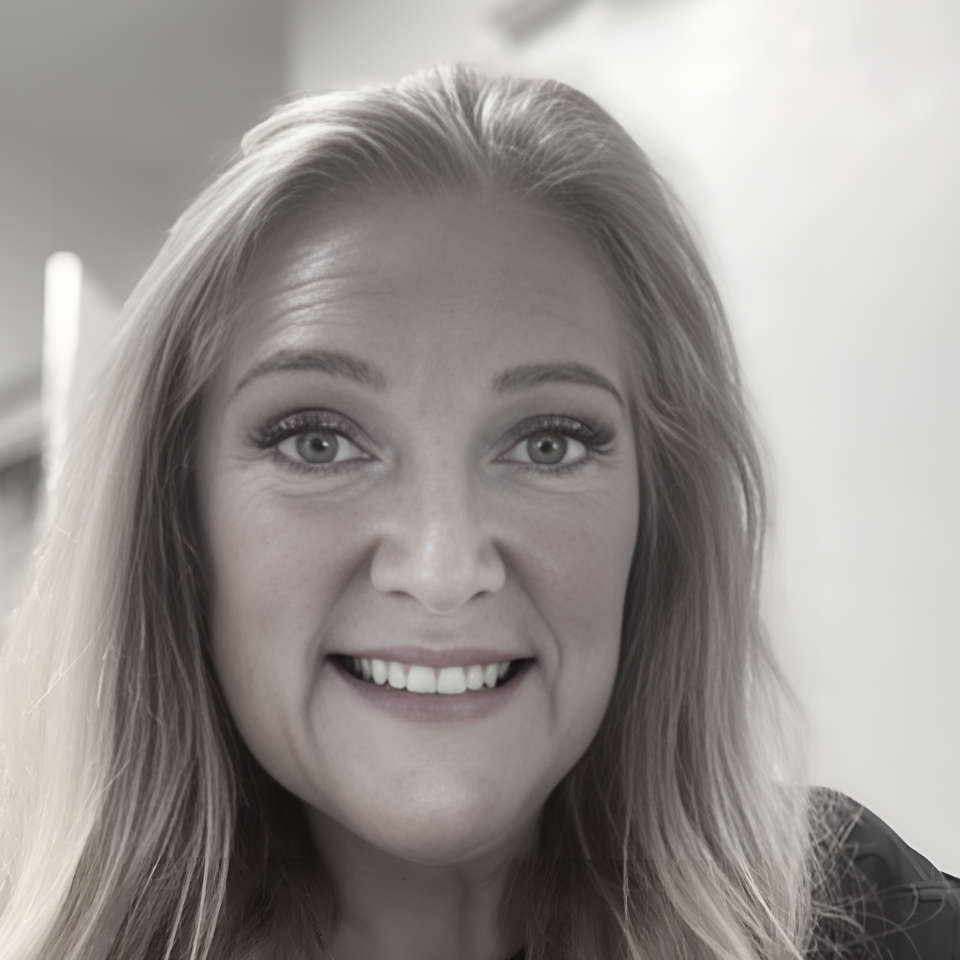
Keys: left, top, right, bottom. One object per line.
{"left": 330, "top": 646, "right": 529, "bottom": 669}
{"left": 329, "top": 655, "right": 534, "bottom": 722}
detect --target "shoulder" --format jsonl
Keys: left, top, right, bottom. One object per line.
{"left": 810, "top": 787, "right": 960, "bottom": 960}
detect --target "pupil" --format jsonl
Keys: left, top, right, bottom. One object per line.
{"left": 296, "top": 431, "right": 338, "bottom": 463}
{"left": 528, "top": 432, "right": 566, "bottom": 464}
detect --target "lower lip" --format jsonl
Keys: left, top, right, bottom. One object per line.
{"left": 330, "top": 657, "right": 533, "bottom": 722}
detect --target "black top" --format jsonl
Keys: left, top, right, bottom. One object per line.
{"left": 508, "top": 793, "right": 959, "bottom": 960}
{"left": 818, "top": 796, "right": 960, "bottom": 959}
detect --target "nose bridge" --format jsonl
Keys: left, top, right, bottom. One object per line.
{"left": 369, "top": 453, "right": 506, "bottom": 613}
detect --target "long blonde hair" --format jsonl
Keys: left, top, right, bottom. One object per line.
{"left": 1, "top": 64, "right": 839, "bottom": 960}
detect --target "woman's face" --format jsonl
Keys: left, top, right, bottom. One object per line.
{"left": 197, "top": 193, "right": 639, "bottom": 868}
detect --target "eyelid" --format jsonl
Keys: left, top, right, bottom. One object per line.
{"left": 500, "top": 433, "right": 587, "bottom": 465}
{"left": 253, "top": 410, "right": 614, "bottom": 473}
{"left": 496, "top": 414, "right": 614, "bottom": 468}
{"left": 254, "top": 410, "right": 374, "bottom": 468}
{"left": 276, "top": 430, "right": 366, "bottom": 466}
{"left": 500, "top": 414, "right": 611, "bottom": 447}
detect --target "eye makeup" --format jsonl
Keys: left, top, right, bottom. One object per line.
{"left": 251, "top": 409, "right": 373, "bottom": 475}
{"left": 497, "top": 413, "right": 617, "bottom": 476}
{"left": 249, "top": 405, "right": 618, "bottom": 478}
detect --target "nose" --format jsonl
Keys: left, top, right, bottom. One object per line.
{"left": 369, "top": 468, "right": 507, "bottom": 614}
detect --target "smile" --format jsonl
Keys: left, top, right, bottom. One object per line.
{"left": 337, "top": 655, "right": 525, "bottom": 695}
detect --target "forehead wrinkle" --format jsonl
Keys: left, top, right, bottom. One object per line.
{"left": 228, "top": 194, "right": 631, "bottom": 408}
{"left": 237, "top": 260, "right": 397, "bottom": 342}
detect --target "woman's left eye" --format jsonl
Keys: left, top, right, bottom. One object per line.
{"left": 501, "top": 429, "right": 588, "bottom": 467}
{"left": 275, "top": 428, "right": 366, "bottom": 466}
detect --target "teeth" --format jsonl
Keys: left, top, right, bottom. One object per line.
{"left": 388, "top": 661, "right": 407, "bottom": 690}
{"left": 437, "top": 666, "right": 467, "bottom": 695}
{"left": 406, "top": 665, "right": 437, "bottom": 694}
{"left": 345, "top": 657, "right": 517, "bottom": 695}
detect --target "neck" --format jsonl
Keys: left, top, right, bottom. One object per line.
{"left": 307, "top": 810, "right": 533, "bottom": 960}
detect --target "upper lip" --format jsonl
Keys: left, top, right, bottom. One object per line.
{"left": 329, "top": 646, "right": 532, "bottom": 669}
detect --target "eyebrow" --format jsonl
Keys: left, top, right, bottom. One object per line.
{"left": 232, "top": 350, "right": 624, "bottom": 408}
{"left": 232, "top": 349, "right": 388, "bottom": 397}
{"left": 492, "top": 362, "right": 625, "bottom": 408}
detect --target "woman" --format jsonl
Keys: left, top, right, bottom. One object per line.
{"left": 0, "top": 65, "right": 955, "bottom": 960}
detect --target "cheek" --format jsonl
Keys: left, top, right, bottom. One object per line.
{"left": 203, "top": 483, "right": 364, "bottom": 761}
{"left": 209, "top": 492, "right": 353, "bottom": 636}
{"left": 511, "top": 483, "right": 639, "bottom": 744}
{"left": 200, "top": 456, "right": 639, "bottom": 806}
{"left": 530, "top": 482, "right": 637, "bottom": 631}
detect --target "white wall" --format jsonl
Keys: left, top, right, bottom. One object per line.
{"left": 0, "top": 0, "right": 287, "bottom": 397}
{"left": 0, "top": 115, "right": 189, "bottom": 390}
{"left": 288, "top": 0, "right": 960, "bottom": 871}
{"left": 42, "top": 253, "right": 121, "bottom": 491}
{"left": 288, "top": 0, "right": 495, "bottom": 92}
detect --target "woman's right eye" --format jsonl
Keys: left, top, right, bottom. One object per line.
{"left": 275, "top": 428, "right": 366, "bottom": 466}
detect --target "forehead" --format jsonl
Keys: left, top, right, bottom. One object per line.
{"left": 224, "top": 193, "right": 628, "bottom": 390}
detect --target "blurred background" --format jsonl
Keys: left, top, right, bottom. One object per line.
{"left": 1, "top": 0, "right": 957, "bottom": 869}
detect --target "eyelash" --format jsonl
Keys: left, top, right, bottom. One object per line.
{"left": 253, "top": 411, "right": 615, "bottom": 475}
{"left": 254, "top": 411, "right": 369, "bottom": 475}
{"left": 497, "top": 415, "right": 615, "bottom": 475}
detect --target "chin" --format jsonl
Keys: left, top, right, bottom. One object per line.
{"left": 374, "top": 820, "right": 525, "bottom": 869}
{"left": 360, "top": 774, "right": 536, "bottom": 867}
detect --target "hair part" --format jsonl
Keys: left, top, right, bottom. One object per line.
{"left": 1, "top": 64, "right": 847, "bottom": 960}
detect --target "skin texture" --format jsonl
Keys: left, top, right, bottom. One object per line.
{"left": 196, "top": 193, "right": 640, "bottom": 960}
